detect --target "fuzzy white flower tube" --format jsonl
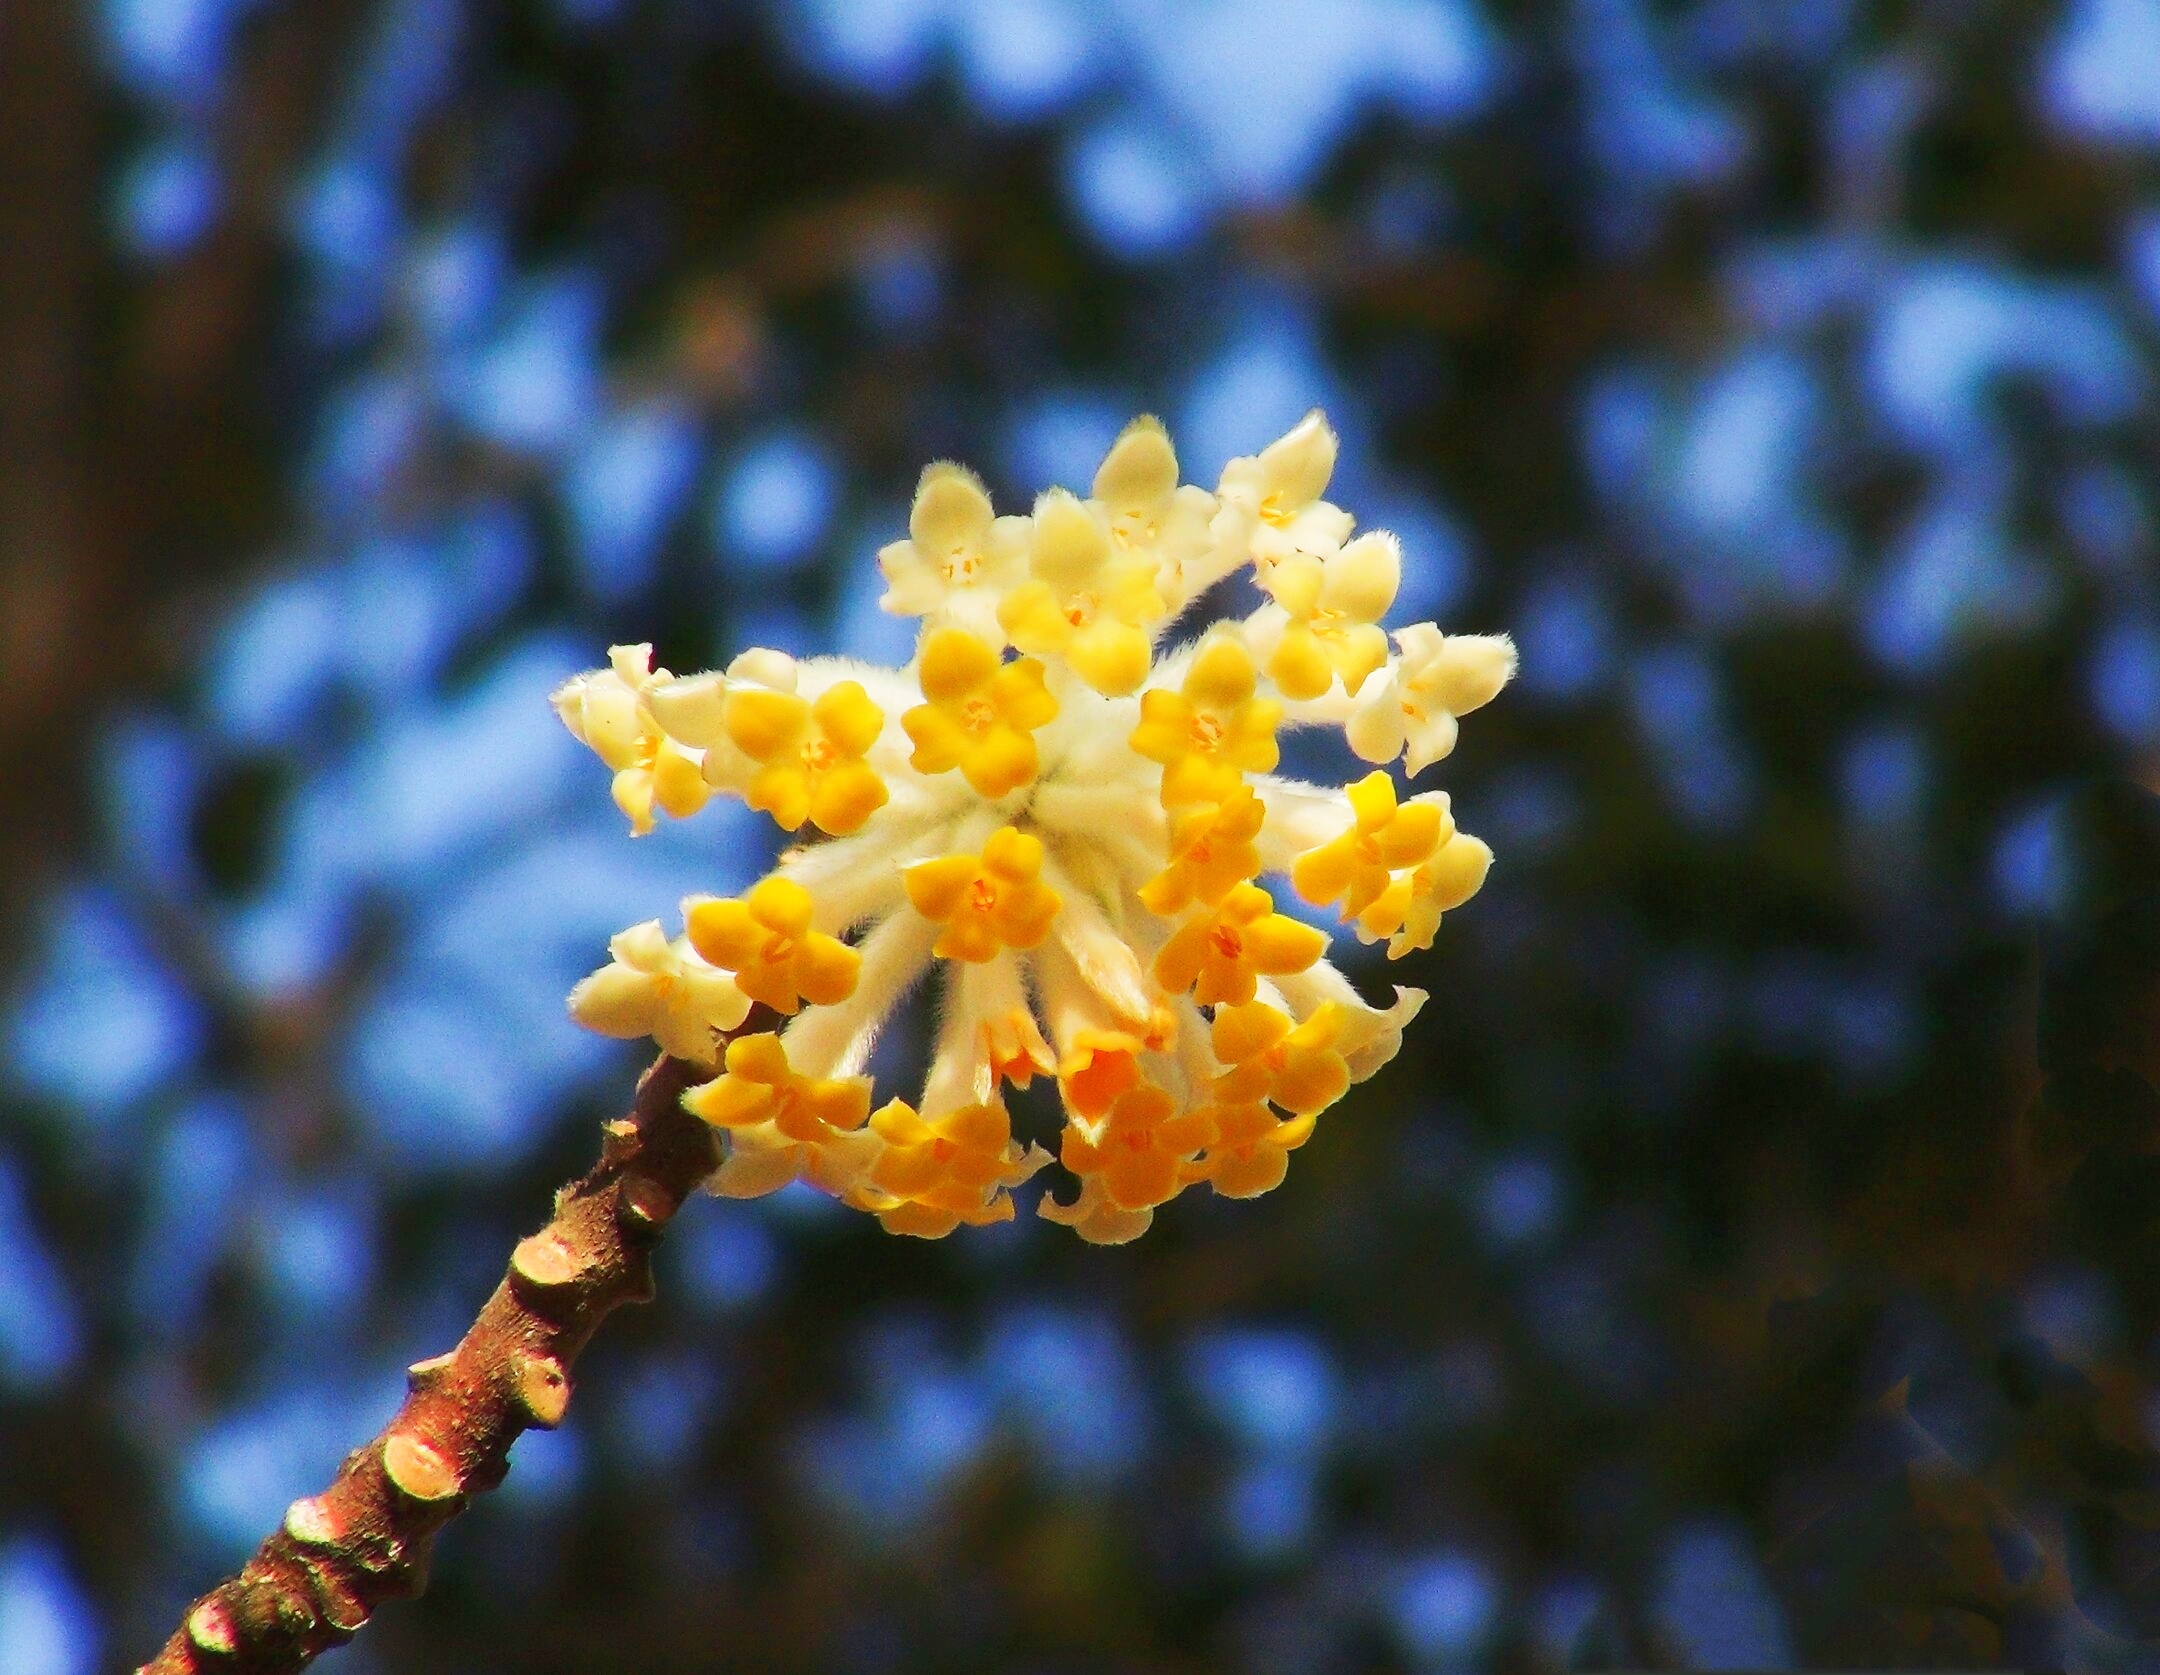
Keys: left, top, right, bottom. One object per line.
{"left": 557, "top": 411, "right": 1514, "bottom": 1242}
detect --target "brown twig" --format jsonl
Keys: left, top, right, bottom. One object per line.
{"left": 137, "top": 1055, "right": 716, "bottom": 1674}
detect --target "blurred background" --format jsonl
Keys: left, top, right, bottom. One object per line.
{"left": 4, "top": 0, "right": 2160, "bottom": 1669}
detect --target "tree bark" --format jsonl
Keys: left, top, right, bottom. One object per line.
{"left": 137, "top": 1055, "right": 716, "bottom": 1674}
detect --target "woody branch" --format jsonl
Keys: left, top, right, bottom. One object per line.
{"left": 137, "top": 1053, "right": 715, "bottom": 1675}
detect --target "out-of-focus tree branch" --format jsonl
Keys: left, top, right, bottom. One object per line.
{"left": 0, "top": 0, "right": 98, "bottom": 883}
{"left": 0, "top": 0, "right": 369, "bottom": 943}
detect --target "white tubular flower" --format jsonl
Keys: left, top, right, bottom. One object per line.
{"left": 876, "top": 462, "right": 1033, "bottom": 641}
{"left": 551, "top": 644, "right": 710, "bottom": 835}
{"left": 1348, "top": 626, "right": 1519, "bottom": 774}
{"left": 1088, "top": 414, "right": 1230, "bottom": 615}
{"left": 559, "top": 413, "right": 1512, "bottom": 1241}
{"left": 1215, "top": 409, "right": 1356, "bottom": 577}
{"left": 567, "top": 920, "right": 749, "bottom": 1065}
{"left": 640, "top": 668, "right": 726, "bottom": 749}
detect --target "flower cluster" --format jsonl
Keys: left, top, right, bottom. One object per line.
{"left": 558, "top": 413, "right": 1513, "bottom": 1242}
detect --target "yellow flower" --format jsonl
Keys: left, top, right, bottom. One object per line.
{"left": 1258, "top": 531, "right": 1401, "bottom": 701}
{"left": 1137, "top": 783, "right": 1266, "bottom": 916}
{"left": 1055, "top": 1027, "right": 1148, "bottom": 1123}
{"left": 1127, "top": 635, "right": 1282, "bottom": 807}
{"left": 856, "top": 1098, "right": 1049, "bottom": 1238}
{"left": 722, "top": 676, "right": 889, "bottom": 835}
{"left": 995, "top": 488, "right": 1163, "bottom": 695}
{"left": 1035, "top": 1175, "right": 1155, "bottom": 1245}
{"left": 1289, "top": 972, "right": 1427, "bottom": 1083}
{"left": 1194, "top": 1103, "right": 1317, "bottom": 1199}
{"left": 1153, "top": 882, "right": 1327, "bottom": 1007}
{"left": 1354, "top": 830, "right": 1494, "bottom": 958}
{"left": 1189, "top": 1000, "right": 1375, "bottom": 1198}
{"left": 684, "top": 876, "right": 860, "bottom": 1015}
{"left": 903, "top": 826, "right": 1063, "bottom": 962}
{"left": 551, "top": 644, "right": 711, "bottom": 835}
{"left": 901, "top": 627, "right": 1059, "bottom": 798}
{"left": 1208, "top": 1000, "right": 1351, "bottom": 1117}
{"left": 1058, "top": 1083, "right": 1215, "bottom": 1214}
{"left": 1291, "top": 771, "right": 1452, "bottom": 926}
{"left": 683, "top": 1031, "right": 873, "bottom": 1140}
